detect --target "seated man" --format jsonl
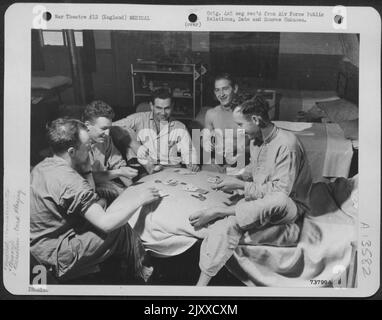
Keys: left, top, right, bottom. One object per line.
{"left": 83, "top": 100, "right": 139, "bottom": 201}
{"left": 113, "top": 88, "right": 200, "bottom": 173}
{"left": 203, "top": 73, "right": 247, "bottom": 172}
{"left": 30, "top": 118, "right": 159, "bottom": 283}
{"left": 189, "top": 96, "right": 312, "bottom": 286}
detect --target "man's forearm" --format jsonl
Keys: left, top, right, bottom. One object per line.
{"left": 236, "top": 179, "right": 245, "bottom": 190}
{"left": 92, "top": 169, "right": 123, "bottom": 184}
{"left": 225, "top": 179, "right": 245, "bottom": 190}
{"left": 217, "top": 206, "right": 236, "bottom": 217}
{"left": 106, "top": 199, "right": 143, "bottom": 231}
{"left": 85, "top": 195, "right": 142, "bottom": 234}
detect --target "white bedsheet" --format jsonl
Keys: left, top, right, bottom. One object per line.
{"left": 274, "top": 121, "right": 353, "bottom": 182}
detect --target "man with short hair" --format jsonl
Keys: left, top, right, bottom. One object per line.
{"left": 83, "top": 100, "right": 139, "bottom": 201}
{"left": 190, "top": 95, "right": 312, "bottom": 286}
{"left": 30, "top": 118, "right": 159, "bottom": 282}
{"left": 204, "top": 73, "right": 246, "bottom": 171}
{"left": 114, "top": 88, "right": 200, "bottom": 173}
{"left": 205, "top": 73, "right": 239, "bottom": 133}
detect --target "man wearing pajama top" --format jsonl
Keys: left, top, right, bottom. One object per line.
{"left": 189, "top": 95, "right": 312, "bottom": 286}
{"left": 83, "top": 100, "right": 139, "bottom": 202}
{"left": 30, "top": 118, "right": 159, "bottom": 282}
{"left": 113, "top": 88, "right": 200, "bottom": 173}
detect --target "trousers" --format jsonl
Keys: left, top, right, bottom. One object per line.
{"left": 199, "top": 192, "right": 303, "bottom": 277}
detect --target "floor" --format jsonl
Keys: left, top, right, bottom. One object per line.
{"left": 40, "top": 241, "right": 245, "bottom": 286}
{"left": 149, "top": 241, "right": 244, "bottom": 286}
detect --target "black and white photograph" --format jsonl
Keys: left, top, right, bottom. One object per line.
{"left": 2, "top": 4, "right": 380, "bottom": 298}
{"left": 29, "top": 28, "right": 360, "bottom": 287}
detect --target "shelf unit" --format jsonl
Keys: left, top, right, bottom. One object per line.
{"left": 131, "top": 62, "right": 204, "bottom": 120}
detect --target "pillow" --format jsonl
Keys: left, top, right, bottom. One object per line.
{"left": 338, "top": 119, "right": 359, "bottom": 140}
{"left": 316, "top": 99, "right": 358, "bottom": 123}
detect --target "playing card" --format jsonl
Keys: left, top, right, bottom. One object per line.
{"left": 164, "top": 179, "right": 178, "bottom": 186}
{"left": 191, "top": 194, "right": 206, "bottom": 201}
{"left": 198, "top": 194, "right": 207, "bottom": 201}
{"left": 183, "top": 184, "right": 198, "bottom": 192}
{"left": 158, "top": 191, "right": 169, "bottom": 198}
{"left": 207, "top": 176, "right": 223, "bottom": 184}
{"left": 196, "top": 188, "right": 209, "bottom": 195}
{"left": 179, "top": 171, "right": 197, "bottom": 175}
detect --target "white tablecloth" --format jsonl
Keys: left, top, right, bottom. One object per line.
{"left": 108, "top": 169, "right": 231, "bottom": 257}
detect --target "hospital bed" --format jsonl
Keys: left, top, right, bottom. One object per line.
{"left": 194, "top": 96, "right": 357, "bottom": 182}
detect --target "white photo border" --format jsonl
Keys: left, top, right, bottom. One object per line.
{"left": 3, "top": 3, "right": 381, "bottom": 297}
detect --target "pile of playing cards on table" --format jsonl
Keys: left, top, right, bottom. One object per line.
{"left": 181, "top": 183, "right": 209, "bottom": 201}
{"left": 173, "top": 169, "right": 197, "bottom": 175}
{"left": 153, "top": 178, "right": 209, "bottom": 201}
{"left": 207, "top": 176, "right": 223, "bottom": 184}
{"left": 182, "top": 183, "right": 209, "bottom": 195}
{"left": 158, "top": 190, "right": 169, "bottom": 198}
{"left": 191, "top": 194, "right": 207, "bottom": 201}
{"left": 163, "top": 178, "right": 179, "bottom": 186}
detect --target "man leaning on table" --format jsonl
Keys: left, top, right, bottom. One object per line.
{"left": 30, "top": 118, "right": 159, "bottom": 283}
{"left": 189, "top": 95, "right": 312, "bottom": 286}
{"left": 83, "top": 100, "right": 139, "bottom": 202}
{"left": 113, "top": 87, "right": 200, "bottom": 173}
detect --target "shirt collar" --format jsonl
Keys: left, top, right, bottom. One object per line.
{"left": 253, "top": 124, "right": 278, "bottom": 146}
{"left": 149, "top": 111, "right": 176, "bottom": 128}
{"left": 51, "top": 154, "right": 71, "bottom": 167}
{"left": 263, "top": 124, "right": 278, "bottom": 144}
